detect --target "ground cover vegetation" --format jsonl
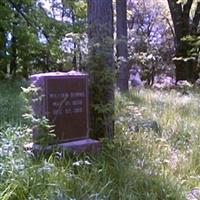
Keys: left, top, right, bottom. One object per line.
{"left": 1, "top": 0, "right": 200, "bottom": 199}
{"left": 1, "top": 81, "right": 200, "bottom": 199}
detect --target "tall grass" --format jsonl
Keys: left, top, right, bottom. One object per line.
{"left": 0, "top": 126, "right": 184, "bottom": 200}
{"left": 116, "top": 88, "right": 200, "bottom": 193}
{"left": 1, "top": 80, "right": 200, "bottom": 199}
{"left": 0, "top": 79, "right": 27, "bottom": 124}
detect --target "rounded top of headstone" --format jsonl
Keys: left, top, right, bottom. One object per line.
{"left": 30, "top": 72, "right": 68, "bottom": 78}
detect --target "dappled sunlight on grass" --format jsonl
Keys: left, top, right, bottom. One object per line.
{"left": 115, "top": 87, "right": 200, "bottom": 196}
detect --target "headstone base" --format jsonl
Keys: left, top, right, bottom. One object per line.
{"left": 24, "top": 139, "right": 101, "bottom": 155}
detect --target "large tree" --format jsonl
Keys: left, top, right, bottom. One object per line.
{"left": 116, "top": 0, "right": 129, "bottom": 92}
{"left": 167, "top": 0, "right": 200, "bottom": 82}
{"left": 87, "top": 0, "right": 114, "bottom": 139}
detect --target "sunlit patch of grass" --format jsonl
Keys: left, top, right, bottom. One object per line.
{"left": 1, "top": 82, "right": 200, "bottom": 199}
{"left": 117, "top": 87, "right": 200, "bottom": 195}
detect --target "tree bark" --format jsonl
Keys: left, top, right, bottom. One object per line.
{"left": 10, "top": 34, "right": 17, "bottom": 77}
{"left": 167, "top": 0, "right": 200, "bottom": 82}
{"left": 71, "top": 9, "right": 77, "bottom": 69}
{"left": 116, "top": 0, "right": 129, "bottom": 92}
{"left": 0, "top": 27, "right": 7, "bottom": 74}
{"left": 87, "top": 0, "right": 114, "bottom": 139}
{"left": 191, "top": 2, "right": 200, "bottom": 34}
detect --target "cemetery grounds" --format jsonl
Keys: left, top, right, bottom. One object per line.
{"left": 1, "top": 79, "right": 200, "bottom": 199}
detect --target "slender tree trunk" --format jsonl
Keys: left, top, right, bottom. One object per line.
{"left": 71, "top": 10, "right": 77, "bottom": 69}
{"left": 78, "top": 43, "right": 82, "bottom": 68}
{"left": 72, "top": 43, "right": 77, "bottom": 69}
{"left": 10, "top": 34, "right": 17, "bottom": 77}
{"left": 116, "top": 0, "right": 129, "bottom": 92}
{"left": 0, "top": 28, "right": 7, "bottom": 74}
{"left": 42, "top": 50, "right": 49, "bottom": 72}
{"left": 87, "top": 0, "right": 114, "bottom": 139}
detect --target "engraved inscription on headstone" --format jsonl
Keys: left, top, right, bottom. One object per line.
{"left": 31, "top": 71, "right": 89, "bottom": 143}
{"left": 46, "top": 76, "right": 89, "bottom": 141}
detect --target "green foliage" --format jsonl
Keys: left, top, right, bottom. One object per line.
{"left": 87, "top": 55, "right": 115, "bottom": 138}
{"left": 21, "top": 84, "right": 56, "bottom": 146}
{"left": 177, "top": 35, "right": 200, "bottom": 80}
{"left": 0, "top": 0, "right": 87, "bottom": 78}
{"left": 131, "top": 52, "right": 163, "bottom": 85}
{"left": 0, "top": 79, "right": 27, "bottom": 123}
{"left": 63, "top": 0, "right": 87, "bottom": 33}
{"left": 182, "top": 35, "right": 200, "bottom": 59}
{"left": 128, "top": 0, "right": 174, "bottom": 83}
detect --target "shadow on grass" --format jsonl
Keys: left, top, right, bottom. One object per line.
{"left": 0, "top": 79, "right": 28, "bottom": 124}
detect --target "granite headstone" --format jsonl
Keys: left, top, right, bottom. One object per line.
{"left": 28, "top": 71, "right": 100, "bottom": 153}
{"left": 31, "top": 71, "right": 89, "bottom": 142}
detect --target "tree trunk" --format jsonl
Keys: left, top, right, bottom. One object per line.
{"left": 116, "top": 0, "right": 129, "bottom": 92}
{"left": 87, "top": 0, "right": 114, "bottom": 139}
{"left": 71, "top": 9, "right": 77, "bottom": 69}
{"left": 0, "top": 27, "right": 7, "bottom": 75}
{"left": 10, "top": 34, "right": 17, "bottom": 77}
{"left": 167, "top": 0, "right": 200, "bottom": 82}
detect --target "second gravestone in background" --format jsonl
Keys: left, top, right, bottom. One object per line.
{"left": 29, "top": 71, "right": 100, "bottom": 153}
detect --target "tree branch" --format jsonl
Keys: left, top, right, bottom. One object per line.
{"left": 7, "top": 0, "right": 50, "bottom": 41}
{"left": 167, "top": 0, "right": 183, "bottom": 38}
{"left": 182, "top": 0, "right": 193, "bottom": 33}
{"left": 7, "top": 0, "right": 33, "bottom": 26}
{"left": 161, "top": 13, "right": 175, "bottom": 39}
{"left": 183, "top": 0, "right": 193, "bottom": 16}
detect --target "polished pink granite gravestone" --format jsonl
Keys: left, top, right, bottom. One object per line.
{"left": 28, "top": 71, "right": 100, "bottom": 154}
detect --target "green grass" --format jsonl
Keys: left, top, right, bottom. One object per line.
{"left": 1, "top": 80, "right": 200, "bottom": 199}
{"left": 116, "top": 88, "right": 200, "bottom": 193}
{"left": 0, "top": 79, "right": 27, "bottom": 123}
